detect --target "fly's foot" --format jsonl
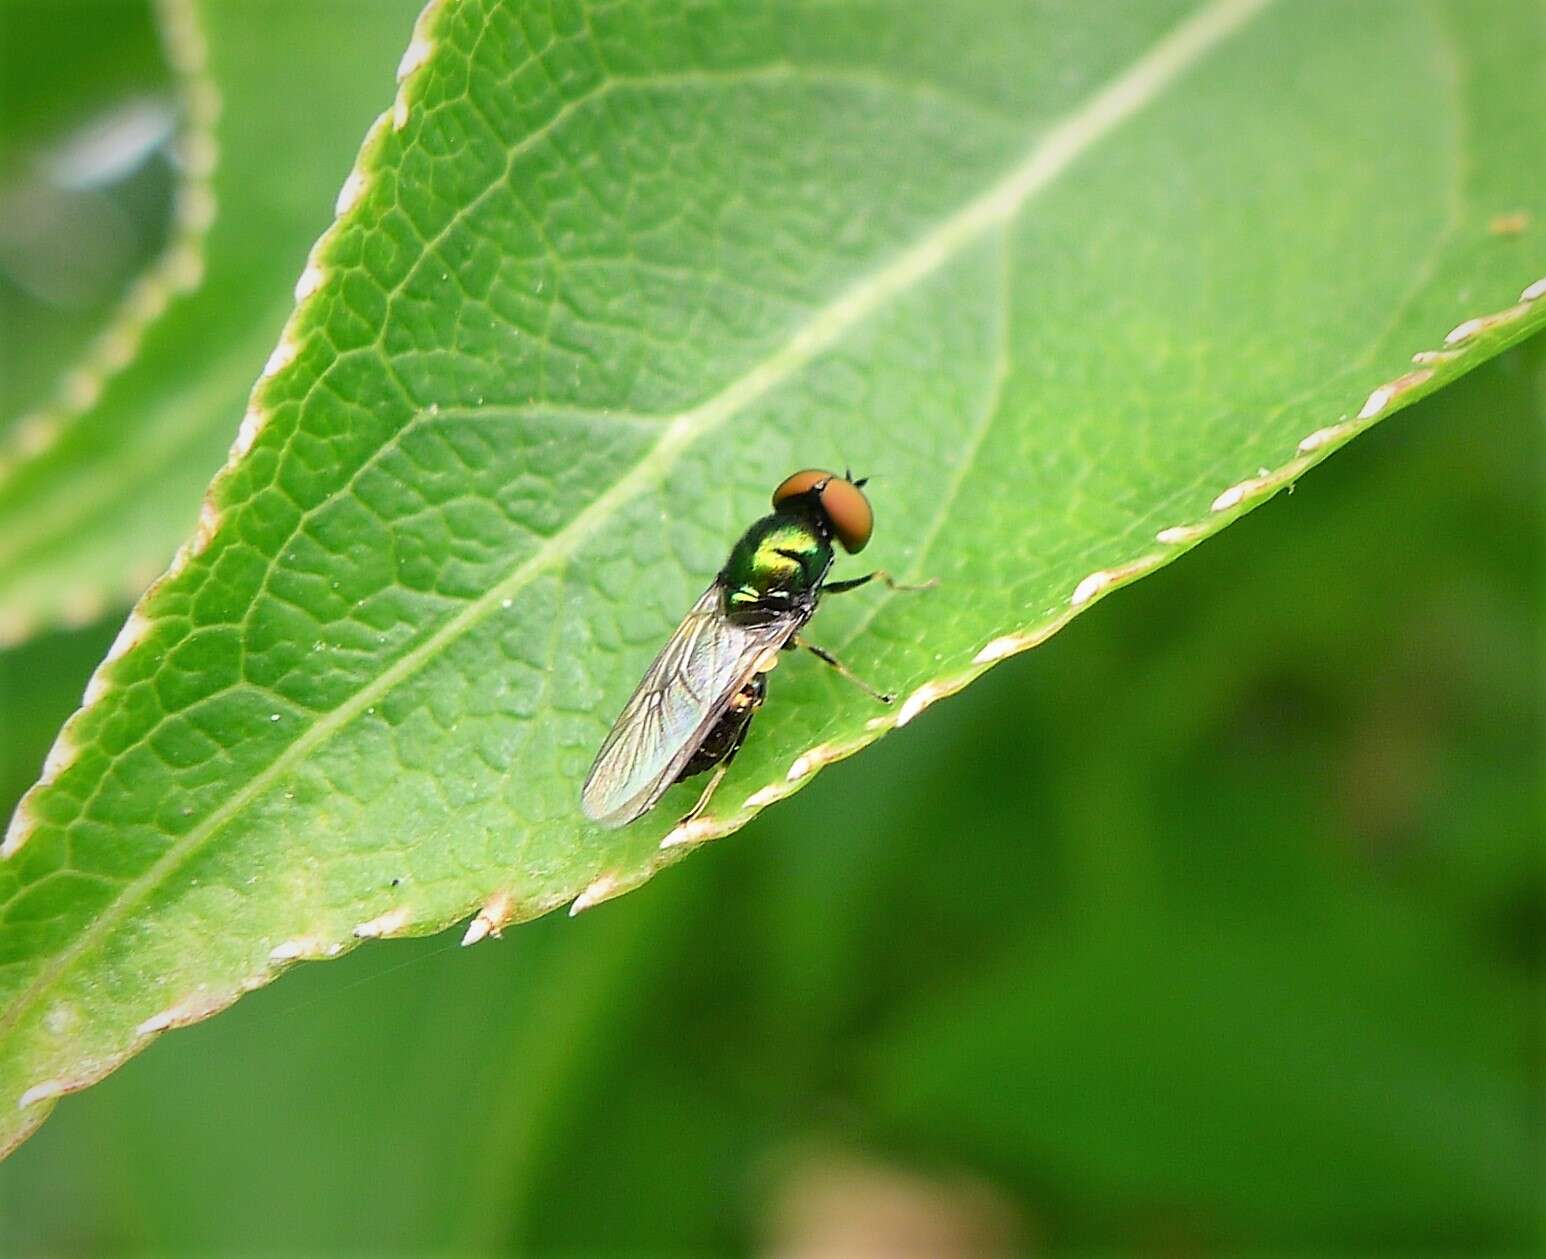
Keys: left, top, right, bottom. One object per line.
{"left": 878, "top": 570, "right": 939, "bottom": 593}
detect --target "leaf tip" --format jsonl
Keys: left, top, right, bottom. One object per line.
{"left": 784, "top": 736, "right": 869, "bottom": 786}
{"left": 1210, "top": 477, "right": 1262, "bottom": 513}
{"left": 132, "top": 989, "right": 240, "bottom": 1040}
{"left": 232, "top": 406, "right": 268, "bottom": 462}
{"left": 1297, "top": 422, "right": 1352, "bottom": 454}
{"left": 134, "top": 1007, "right": 178, "bottom": 1038}
{"left": 570, "top": 871, "right": 626, "bottom": 913}
{"left": 1155, "top": 523, "right": 1207, "bottom": 545}
{"left": 16, "top": 1080, "right": 65, "bottom": 1110}
{"left": 1356, "top": 385, "right": 1394, "bottom": 421}
{"left": 1069, "top": 571, "right": 1113, "bottom": 607}
{"left": 260, "top": 335, "right": 298, "bottom": 381}
{"left": 743, "top": 784, "right": 787, "bottom": 810}
{"left": 1363, "top": 367, "right": 1436, "bottom": 421}
{"left": 334, "top": 168, "right": 367, "bottom": 217}
{"left": 267, "top": 937, "right": 322, "bottom": 965}
{"left": 0, "top": 801, "right": 36, "bottom": 859}
{"left": 658, "top": 821, "right": 717, "bottom": 852}
{"left": 293, "top": 263, "right": 327, "bottom": 303}
{"left": 396, "top": 35, "right": 433, "bottom": 82}
{"left": 785, "top": 750, "right": 821, "bottom": 783}
{"left": 104, "top": 606, "right": 154, "bottom": 666}
{"left": 190, "top": 499, "right": 221, "bottom": 557}
{"left": 1444, "top": 302, "right": 1532, "bottom": 347}
{"left": 896, "top": 680, "right": 951, "bottom": 728}
{"left": 973, "top": 634, "right": 1029, "bottom": 664}
{"left": 352, "top": 906, "right": 412, "bottom": 940}
{"left": 462, "top": 890, "right": 516, "bottom": 944}
{"left": 30, "top": 730, "right": 82, "bottom": 796}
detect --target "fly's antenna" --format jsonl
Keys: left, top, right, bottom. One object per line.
{"left": 831, "top": 437, "right": 854, "bottom": 484}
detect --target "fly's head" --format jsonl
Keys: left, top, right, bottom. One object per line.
{"left": 770, "top": 468, "right": 873, "bottom": 554}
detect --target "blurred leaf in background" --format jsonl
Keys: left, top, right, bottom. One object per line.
{"left": 1, "top": 336, "right": 1538, "bottom": 1253}
{"left": 0, "top": 0, "right": 175, "bottom": 430}
{"left": 0, "top": 0, "right": 421, "bottom": 636}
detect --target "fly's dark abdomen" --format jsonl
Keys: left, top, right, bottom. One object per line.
{"left": 676, "top": 672, "right": 767, "bottom": 781}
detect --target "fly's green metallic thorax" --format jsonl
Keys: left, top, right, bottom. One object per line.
{"left": 719, "top": 502, "right": 833, "bottom": 619}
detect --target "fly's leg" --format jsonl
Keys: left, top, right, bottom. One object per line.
{"left": 672, "top": 678, "right": 764, "bottom": 828}
{"left": 806, "top": 573, "right": 932, "bottom": 702}
{"left": 676, "top": 762, "right": 730, "bottom": 828}
{"left": 821, "top": 569, "right": 938, "bottom": 597}
{"left": 796, "top": 637, "right": 894, "bottom": 704}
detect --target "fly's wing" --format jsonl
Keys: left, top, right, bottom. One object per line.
{"left": 581, "top": 584, "right": 797, "bottom": 828}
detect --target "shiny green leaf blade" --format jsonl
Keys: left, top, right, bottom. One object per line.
{"left": 2, "top": 0, "right": 1544, "bottom": 1157}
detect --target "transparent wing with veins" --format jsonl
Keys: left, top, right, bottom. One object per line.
{"left": 581, "top": 584, "right": 800, "bottom": 828}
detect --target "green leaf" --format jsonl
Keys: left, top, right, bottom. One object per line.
{"left": 1, "top": 0, "right": 1544, "bottom": 1157}
{"left": 0, "top": 0, "right": 423, "bottom": 641}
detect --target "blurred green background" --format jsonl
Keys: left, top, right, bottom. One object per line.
{"left": 1, "top": 0, "right": 174, "bottom": 426}
{"left": 0, "top": 342, "right": 1539, "bottom": 1253}
{"left": 1, "top": 0, "right": 1542, "bottom": 1254}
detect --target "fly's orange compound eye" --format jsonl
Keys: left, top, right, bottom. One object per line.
{"left": 771, "top": 468, "right": 835, "bottom": 509}
{"left": 819, "top": 476, "right": 873, "bottom": 553}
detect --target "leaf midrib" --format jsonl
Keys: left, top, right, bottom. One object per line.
{"left": 0, "top": 0, "right": 1272, "bottom": 1051}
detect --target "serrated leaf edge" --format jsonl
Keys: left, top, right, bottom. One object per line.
{"left": 0, "top": 0, "right": 452, "bottom": 1159}
{"left": 0, "top": 0, "right": 450, "bottom": 860}
{"left": 603, "top": 279, "right": 1546, "bottom": 898}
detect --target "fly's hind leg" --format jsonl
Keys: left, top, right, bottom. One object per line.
{"left": 796, "top": 637, "right": 894, "bottom": 704}
{"left": 673, "top": 677, "right": 764, "bottom": 829}
{"left": 821, "top": 569, "right": 939, "bottom": 597}
{"left": 676, "top": 762, "right": 730, "bottom": 829}
{"left": 674, "top": 723, "right": 752, "bottom": 828}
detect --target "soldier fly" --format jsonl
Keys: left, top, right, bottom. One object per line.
{"left": 581, "top": 469, "right": 929, "bottom": 830}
